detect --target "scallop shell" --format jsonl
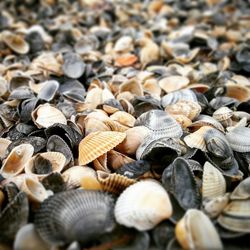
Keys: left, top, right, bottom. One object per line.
{"left": 34, "top": 190, "right": 115, "bottom": 245}
{"left": 202, "top": 162, "right": 226, "bottom": 199}
{"left": 24, "top": 152, "right": 66, "bottom": 180}
{"left": 225, "top": 127, "right": 250, "bottom": 152}
{"left": 0, "top": 138, "right": 11, "bottom": 158}
{"left": 78, "top": 131, "right": 126, "bottom": 165}
{"left": 218, "top": 199, "right": 250, "bottom": 233}
{"left": 32, "top": 104, "right": 67, "bottom": 128}
{"left": 110, "top": 111, "right": 136, "bottom": 127}
{"left": 159, "top": 75, "right": 190, "bottom": 93}
{"left": 0, "top": 144, "right": 34, "bottom": 178}
{"left": 165, "top": 100, "right": 201, "bottom": 120}
{"left": 175, "top": 209, "right": 223, "bottom": 250}
{"left": 183, "top": 126, "right": 212, "bottom": 152}
{"left": 114, "top": 179, "right": 172, "bottom": 231}
{"left": 97, "top": 171, "right": 136, "bottom": 194}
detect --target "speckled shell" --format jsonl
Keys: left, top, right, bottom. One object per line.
{"left": 78, "top": 131, "right": 126, "bottom": 165}
{"left": 114, "top": 180, "right": 172, "bottom": 231}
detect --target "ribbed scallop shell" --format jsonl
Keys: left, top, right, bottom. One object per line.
{"left": 218, "top": 200, "right": 250, "bottom": 233}
{"left": 213, "top": 107, "right": 233, "bottom": 121}
{"left": 1, "top": 144, "right": 34, "bottom": 178}
{"left": 114, "top": 180, "right": 172, "bottom": 231}
{"left": 34, "top": 190, "right": 115, "bottom": 245}
{"left": 225, "top": 127, "right": 250, "bottom": 152}
{"left": 97, "top": 171, "right": 136, "bottom": 194}
{"left": 135, "top": 110, "right": 183, "bottom": 138}
{"left": 184, "top": 126, "right": 212, "bottom": 152}
{"left": 78, "top": 131, "right": 126, "bottom": 165}
{"left": 24, "top": 152, "right": 66, "bottom": 180}
{"left": 202, "top": 162, "right": 226, "bottom": 199}
{"left": 32, "top": 104, "right": 67, "bottom": 128}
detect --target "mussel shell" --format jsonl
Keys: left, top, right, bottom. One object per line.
{"left": 37, "top": 80, "right": 59, "bottom": 102}
{"left": 19, "top": 98, "right": 40, "bottom": 122}
{"left": 34, "top": 190, "right": 115, "bottom": 245}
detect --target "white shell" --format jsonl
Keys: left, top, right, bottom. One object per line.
{"left": 114, "top": 179, "right": 172, "bottom": 231}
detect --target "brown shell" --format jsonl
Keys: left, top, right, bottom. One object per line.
{"left": 170, "top": 114, "right": 192, "bottom": 129}
{"left": 226, "top": 84, "right": 250, "bottom": 102}
{"left": 159, "top": 75, "right": 190, "bottom": 93}
{"left": 103, "top": 119, "right": 129, "bottom": 132}
{"left": 107, "top": 150, "right": 134, "bottom": 170}
{"left": 119, "top": 78, "right": 144, "bottom": 96}
{"left": 84, "top": 118, "right": 110, "bottom": 135}
{"left": 97, "top": 170, "right": 136, "bottom": 194}
{"left": 78, "top": 131, "right": 126, "bottom": 165}
{"left": 110, "top": 111, "right": 136, "bottom": 127}
{"left": 93, "top": 153, "right": 109, "bottom": 173}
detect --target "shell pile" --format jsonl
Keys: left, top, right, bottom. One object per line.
{"left": 0, "top": 0, "right": 250, "bottom": 249}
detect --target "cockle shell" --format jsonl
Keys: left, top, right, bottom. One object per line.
{"left": 175, "top": 209, "right": 223, "bottom": 250}
{"left": 159, "top": 75, "right": 190, "bottom": 93}
{"left": 78, "top": 131, "right": 126, "bottom": 165}
{"left": 202, "top": 162, "right": 226, "bottom": 199}
{"left": 0, "top": 144, "right": 34, "bottom": 178}
{"left": 34, "top": 190, "right": 115, "bottom": 245}
{"left": 97, "top": 171, "right": 136, "bottom": 194}
{"left": 32, "top": 104, "right": 67, "bottom": 128}
{"left": 114, "top": 179, "right": 172, "bottom": 231}
{"left": 24, "top": 152, "right": 66, "bottom": 180}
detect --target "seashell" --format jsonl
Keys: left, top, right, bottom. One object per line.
{"left": 218, "top": 199, "right": 250, "bottom": 233}
{"left": 115, "top": 54, "right": 138, "bottom": 67}
{"left": 34, "top": 190, "right": 115, "bottom": 245}
{"left": 107, "top": 150, "right": 134, "bottom": 170}
{"left": 9, "top": 74, "right": 32, "bottom": 91}
{"left": 2, "top": 31, "right": 29, "bottom": 54}
{"left": 170, "top": 114, "right": 192, "bottom": 129}
{"left": 41, "top": 173, "right": 66, "bottom": 194}
{"left": 8, "top": 86, "right": 35, "bottom": 100}
{"left": 93, "top": 153, "right": 109, "bottom": 173}
{"left": 116, "top": 126, "right": 150, "bottom": 155}
{"left": 225, "top": 127, "right": 250, "bottom": 152}
{"left": 84, "top": 117, "right": 110, "bottom": 135}
{"left": 183, "top": 126, "right": 212, "bottom": 152}
{"left": 102, "top": 98, "right": 123, "bottom": 114}
{"left": 0, "top": 138, "right": 11, "bottom": 158}
{"left": 175, "top": 209, "right": 223, "bottom": 250}
{"left": 37, "top": 80, "right": 59, "bottom": 102}
{"left": 14, "top": 224, "right": 50, "bottom": 250}
{"left": 230, "top": 177, "right": 250, "bottom": 200}
{"left": 119, "top": 78, "right": 144, "bottom": 97}
{"left": 161, "top": 89, "right": 197, "bottom": 107}
{"left": 78, "top": 131, "right": 126, "bottom": 165}
{"left": 188, "top": 114, "right": 224, "bottom": 132}
{"left": 97, "top": 171, "right": 136, "bottom": 194}
{"left": 226, "top": 84, "right": 250, "bottom": 102}
{"left": 25, "top": 152, "right": 66, "bottom": 180}
{"left": 0, "top": 144, "right": 34, "bottom": 178}
{"left": 213, "top": 107, "right": 233, "bottom": 127}
{"left": 114, "top": 36, "right": 133, "bottom": 53}
{"left": 165, "top": 100, "right": 201, "bottom": 121}
{"left": 143, "top": 78, "right": 161, "bottom": 98}
{"left": 119, "top": 98, "right": 135, "bottom": 114}
{"left": 159, "top": 75, "right": 190, "bottom": 93}
{"left": 32, "top": 104, "right": 67, "bottom": 128}
{"left": 20, "top": 177, "right": 49, "bottom": 203}
{"left": 103, "top": 119, "right": 129, "bottom": 132}
{"left": 202, "top": 162, "right": 226, "bottom": 199}
{"left": 0, "top": 184, "right": 29, "bottom": 243}
{"left": 115, "top": 179, "right": 172, "bottom": 231}
{"left": 110, "top": 111, "right": 136, "bottom": 127}
{"left": 135, "top": 110, "right": 183, "bottom": 138}
{"left": 187, "top": 83, "right": 210, "bottom": 93}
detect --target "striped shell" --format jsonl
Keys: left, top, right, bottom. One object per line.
{"left": 34, "top": 190, "right": 115, "bottom": 245}
{"left": 114, "top": 179, "right": 172, "bottom": 231}
{"left": 78, "top": 131, "right": 126, "bottom": 165}
{"left": 202, "top": 162, "right": 226, "bottom": 199}
{"left": 213, "top": 107, "right": 233, "bottom": 122}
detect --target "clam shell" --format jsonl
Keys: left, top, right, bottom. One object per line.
{"left": 37, "top": 80, "right": 59, "bottom": 101}
{"left": 218, "top": 199, "right": 250, "bottom": 233}
{"left": 226, "top": 84, "right": 250, "bottom": 102}
{"left": 213, "top": 107, "right": 233, "bottom": 122}
{"left": 119, "top": 78, "right": 144, "bottom": 96}
{"left": 175, "top": 209, "right": 223, "bottom": 250}
{"left": 202, "top": 162, "right": 226, "bottom": 199}
{"left": 32, "top": 104, "right": 67, "bottom": 128}
{"left": 78, "top": 131, "right": 126, "bottom": 165}
{"left": 114, "top": 179, "right": 172, "bottom": 231}
{"left": 25, "top": 152, "right": 66, "bottom": 180}
{"left": 170, "top": 114, "right": 192, "bottom": 129}
{"left": 0, "top": 138, "right": 11, "bottom": 158}
{"left": 0, "top": 144, "right": 34, "bottom": 178}
{"left": 110, "top": 111, "right": 136, "bottom": 127}
{"left": 97, "top": 171, "right": 136, "bottom": 194}
{"left": 225, "top": 127, "right": 250, "bottom": 152}
{"left": 20, "top": 177, "right": 49, "bottom": 203}
{"left": 114, "top": 36, "right": 133, "bottom": 53}
{"left": 159, "top": 75, "right": 190, "bottom": 93}
{"left": 34, "top": 190, "right": 115, "bottom": 245}
{"left": 84, "top": 117, "right": 110, "bottom": 135}
{"left": 107, "top": 150, "right": 134, "bottom": 170}
{"left": 230, "top": 177, "right": 250, "bottom": 200}
{"left": 103, "top": 119, "right": 129, "bottom": 132}
{"left": 93, "top": 153, "right": 109, "bottom": 173}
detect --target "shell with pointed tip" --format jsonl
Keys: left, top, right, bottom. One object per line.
{"left": 202, "top": 162, "right": 226, "bottom": 199}
{"left": 14, "top": 224, "right": 50, "bottom": 250}
{"left": 225, "top": 127, "right": 250, "bottom": 152}
{"left": 159, "top": 75, "right": 190, "bottom": 93}
{"left": 78, "top": 131, "right": 126, "bottom": 165}
{"left": 175, "top": 209, "right": 223, "bottom": 250}
{"left": 115, "top": 180, "right": 172, "bottom": 231}
{"left": 165, "top": 100, "right": 201, "bottom": 121}
{"left": 21, "top": 177, "right": 48, "bottom": 203}
{"left": 32, "top": 104, "right": 67, "bottom": 128}
{"left": 110, "top": 111, "right": 136, "bottom": 127}
{"left": 0, "top": 144, "right": 34, "bottom": 178}
{"left": 218, "top": 199, "right": 250, "bottom": 233}
{"left": 34, "top": 190, "right": 115, "bottom": 245}
{"left": 97, "top": 171, "right": 136, "bottom": 194}
{"left": 24, "top": 152, "right": 66, "bottom": 180}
